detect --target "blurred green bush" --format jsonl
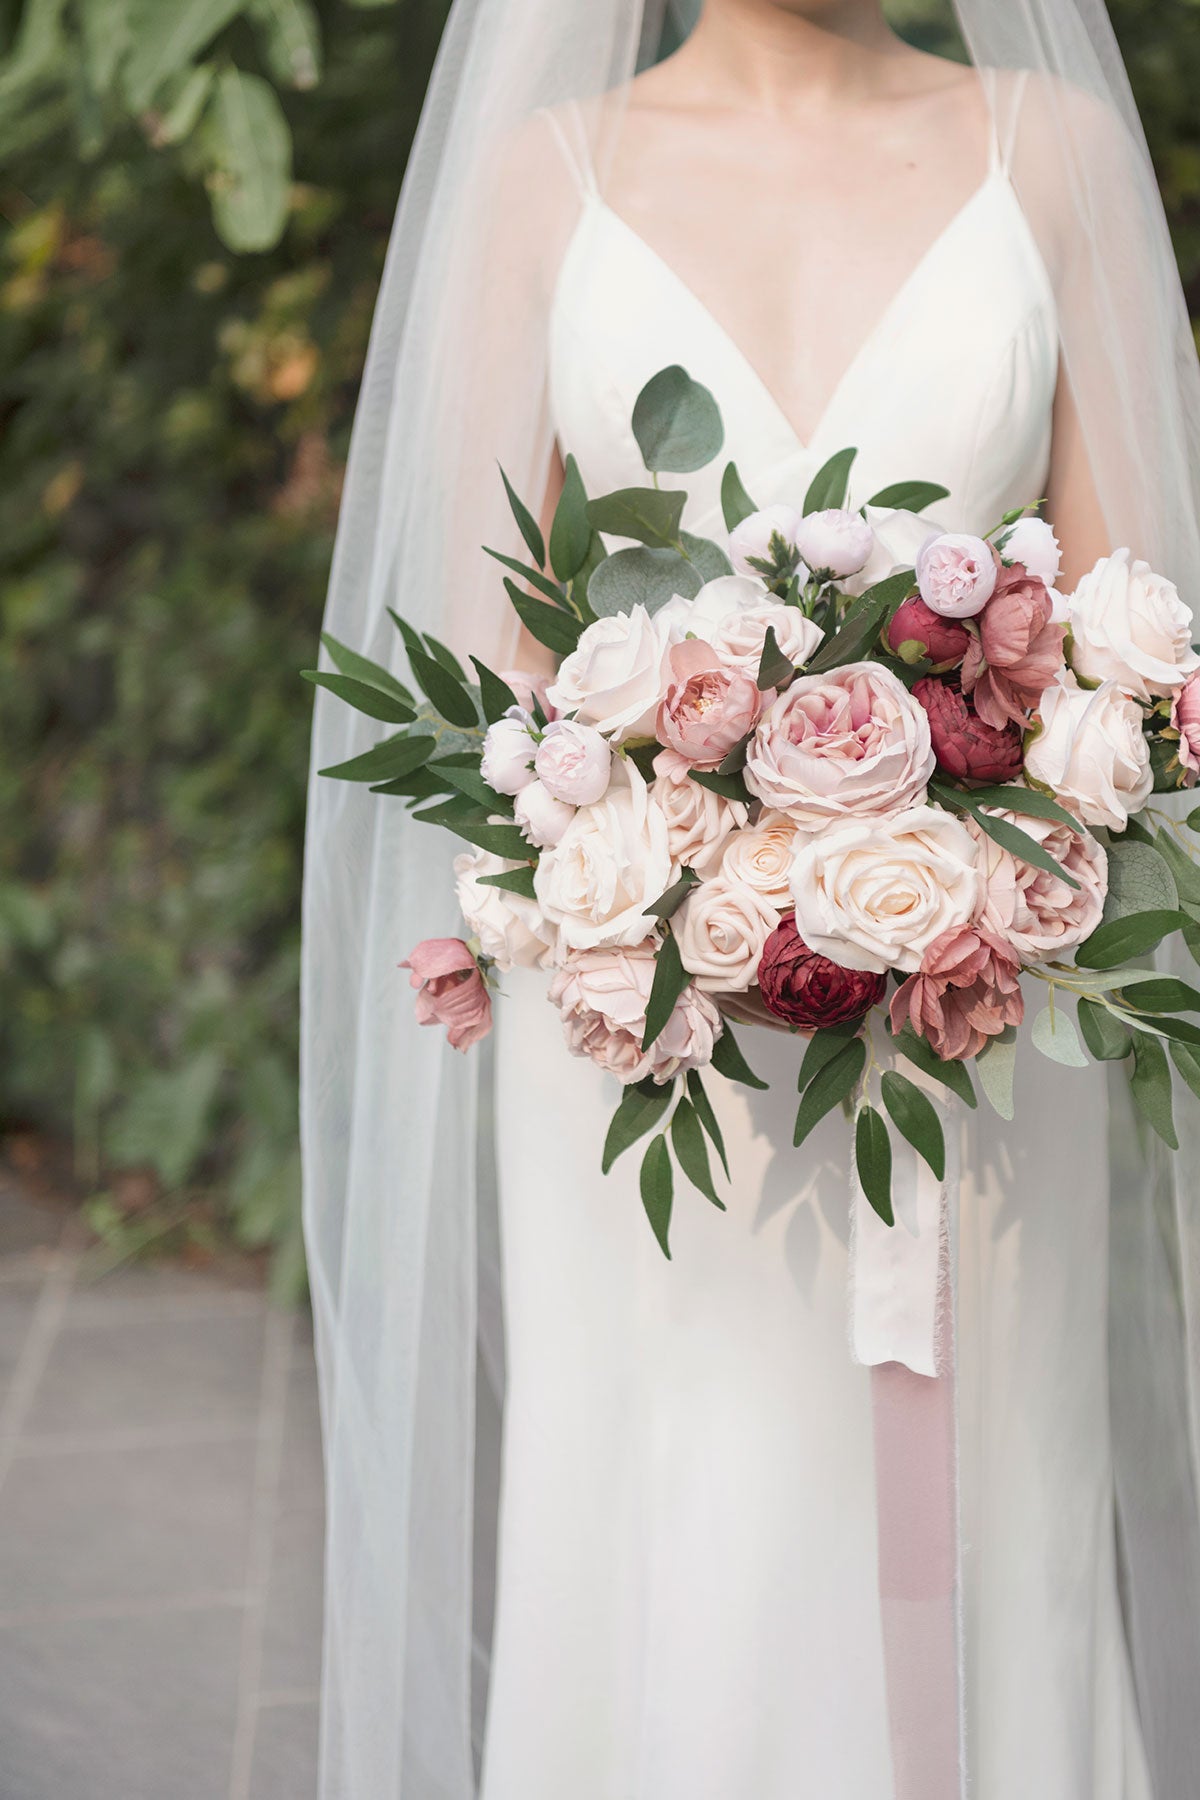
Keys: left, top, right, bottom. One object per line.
{"left": 0, "top": 0, "right": 1194, "bottom": 1295}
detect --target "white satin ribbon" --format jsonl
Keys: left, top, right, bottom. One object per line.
{"left": 851, "top": 1105, "right": 947, "bottom": 1377}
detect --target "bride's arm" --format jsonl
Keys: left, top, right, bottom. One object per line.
{"left": 1045, "top": 360, "right": 1110, "bottom": 590}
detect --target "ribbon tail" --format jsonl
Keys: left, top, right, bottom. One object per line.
{"left": 851, "top": 1099, "right": 965, "bottom": 1799}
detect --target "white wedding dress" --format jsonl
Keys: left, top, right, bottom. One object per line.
{"left": 480, "top": 95, "right": 1153, "bottom": 1799}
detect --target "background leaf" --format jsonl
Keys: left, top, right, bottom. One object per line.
{"left": 639, "top": 1134, "right": 674, "bottom": 1258}
{"left": 201, "top": 67, "right": 292, "bottom": 253}
{"left": 855, "top": 1105, "right": 894, "bottom": 1225}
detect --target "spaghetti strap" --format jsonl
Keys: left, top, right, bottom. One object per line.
{"left": 985, "top": 67, "right": 1030, "bottom": 177}
{"left": 539, "top": 98, "right": 599, "bottom": 199}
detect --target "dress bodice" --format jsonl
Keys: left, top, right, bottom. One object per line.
{"left": 545, "top": 92, "right": 1058, "bottom": 539}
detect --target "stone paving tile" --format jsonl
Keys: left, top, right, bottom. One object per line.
{"left": 248, "top": 1699, "right": 319, "bottom": 1800}
{"left": 0, "top": 1602, "right": 245, "bottom": 1800}
{"left": 0, "top": 1270, "right": 41, "bottom": 1410}
{"left": 21, "top": 1308, "right": 268, "bottom": 1438}
{"left": 260, "top": 1498, "right": 325, "bottom": 1696}
{"left": 0, "top": 1178, "right": 64, "bottom": 1257}
{"left": 0, "top": 1437, "right": 258, "bottom": 1613}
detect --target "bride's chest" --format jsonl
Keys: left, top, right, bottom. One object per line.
{"left": 548, "top": 181, "right": 1058, "bottom": 540}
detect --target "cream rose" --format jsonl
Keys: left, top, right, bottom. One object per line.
{"left": 719, "top": 810, "right": 800, "bottom": 908}
{"left": 548, "top": 943, "right": 722, "bottom": 1085}
{"left": 968, "top": 810, "right": 1107, "bottom": 964}
{"left": 744, "top": 660, "right": 934, "bottom": 827}
{"left": 673, "top": 874, "right": 780, "bottom": 993}
{"left": 1025, "top": 673, "right": 1153, "bottom": 832}
{"left": 649, "top": 748, "right": 748, "bottom": 877}
{"left": 789, "top": 804, "right": 981, "bottom": 973}
{"left": 657, "top": 574, "right": 768, "bottom": 637}
{"left": 708, "top": 601, "right": 824, "bottom": 677}
{"left": 533, "top": 758, "right": 675, "bottom": 951}
{"left": 1068, "top": 547, "right": 1200, "bottom": 700}
{"left": 455, "top": 848, "right": 555, "bottom": 971}
{"left": 546, "top": 603, "right": 676, "bottom": 742}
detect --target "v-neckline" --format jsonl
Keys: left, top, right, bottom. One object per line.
{"left": 585, "top": 171, "right": 1007, "bottom": 456}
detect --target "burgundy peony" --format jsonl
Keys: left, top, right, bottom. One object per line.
{"left": 886, "top": 596, "right": 970, "bottom": 668}
{"left": 757, "top": 915, "right": 887, "bottom": 1029}
{"left": 912, "top": 677, "right": 1023, "bottom": 783}
{"left": 961, "top": 559, "right": 1066, "bottom": 729}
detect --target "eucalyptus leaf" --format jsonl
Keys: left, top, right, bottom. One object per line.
{"left": 974, "top": 1027, "right": 1018, "bottom": 1119}
{"left": 721, "top": 461, "right": 757, "bottom": 531}
{"left": 1074, "top": 908, "right": 1182, "bottom": 969}
{"left": 549, "top": 453, "right": 592, "bottom": 581}
{"left": 806, "top": 569, "right": 913, "bottom": 674}
{"left": 477, "top": 865, "right": 536, "bottom": 899}
{"left": 880, "top": 1070, "right": 946, "bottom": 1177}
{"left": 499, "top": 466, "right": 545, "bottom": 568}
{"left": 469, "top": 657, "right": 520, "bottom": 725}
{"left": 1169, "top": 1039, "right": 1200, "bottom": 1106}
{"left": 586, "top": 486, "right": 686, "bottom": 548}
{"left": 1116, "top": 975, "right": 1200, "bottom": 1012}
{"left": 679, "top": 532, "right": 734, "bottom": 581}
{"left": 1031, "top": 1004, "right": 1089, "bottom": 1067}
{"left": 301, "top": 670, "right": 416, "bottom": 725}
{"left": 865, "top": 479, "right": 949, "bottom": 511}
{"left": 671, "top": 1097, "right": 724, "bottom": 1208}
{"left": 406, "top": 647, "right": 480, "bottom": 729}
{"left": 320, "top": 631, "right": 413, "bottom": 706}
{"left": 641, "top": 932, "right": 689, "bottom": 1052}
{"left": 794, "top": 1037, "right": 866, "bottom": 1148}
{"left": 587, "top": 546, "right": 701, "bottom": 617}
{"left": 798, "top": 1020, "right": 864, "bottom": 1089}
{"left": 932, "top": 783, "right": 1080, "bottom": 889}
{"left": 643, "top": 869, "right": 701, "bottom": 920}
{"left": 1078, "top": 999, "right": 1133, "bottom": 1061}
{"left": 1155, "top": 829, "right": 1200, "bottom": 904}
{"left": 756, "top": 625, "right": 795, "bottom": 691}
{"left": 483, "top": 546, "right": 566, "bottom": 605}
{"left": 1130, "top": 1031, "right": 1178, "bottom": 1148}
{"left": 632, "top": 365, "right": 724, "bottom": 474}
{"left": 803, "top": 446, "right": 857, "bottom": 514}
{"left": 602, "top": 1079, "right": 672, "bottom": 1174}
{"left": 855, "top": 1105, "right": 894, "bottom": 1225}
{"left": 710, "top": 1023, "right": 768, "bottom": 1090}
{"left": 503, "top": 579, "right": 584, "bottom": 654}
{"left": 963, "top": 783, "right": 1085, "bottom": 834}
{"left": 688, "top": 768, "right": 751, "bottom": 804}
{"left": 1101, "top": 841, "right": 1179, "bottom": 924}
{"left": 318, "top": 732, "right": 435, "bottom": 783}
{"left": 890, "top": 1025, "right": 977, "bottom": 1107}
{"left": 686, "top": 1069, "right": 730, "bottom": 1178}
{"left": 639, "top": 1134, "right": 675, "bottom": 1258}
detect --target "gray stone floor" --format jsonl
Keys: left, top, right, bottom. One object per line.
{"left": 0, "top": 1171, "right": 324, "bottom": 1800}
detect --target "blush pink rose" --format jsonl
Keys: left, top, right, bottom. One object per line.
{"left": 548, "top": 942, "right": 723, "bottom": 1085}
{"left": 401, "top": 938, "right": 492, "bottom": 1051}
{"left": 961, "top": 561, "right": 1067, "bottom": 729}
{"left": 967, "top": 810, "right": 1107, "bottom": 963}
{"left": 650, "top": 748, "right": 748, "bottom": 876}
{"left": 889, "top": 923, "right": 1023, "bottom": 1062}
{"left": 656, "top": 637, "right": 764, "bottom": 769}
{"left": 886, "top": 596, "right": 971, "bottom": 668}
{"left": 1172, "top": 670, "right": 1200, "bottom": 782}
{"left": 916, "top": 533, "right": 997, "bottom": 618}
{"left": 499, "top": 668, "right": 557, "bottom": 719}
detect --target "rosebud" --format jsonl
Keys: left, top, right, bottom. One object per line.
{"left": 886, "top": 596, "right": 970, "bottom": 667}
{"left": 756, "top": 915, "right": 886, "bottom": 1030}
{"left": 912, "top": 677, "right": 1023, "bottom": 783}
{"left": 794, "top": 507, "right": 875, "bottom": 580}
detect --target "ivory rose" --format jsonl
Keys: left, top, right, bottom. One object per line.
{"left": 548, "top": 943, "right": 722, "bottom": 1085}
{"left": 534, "top": 718, "right": 611, "bottom": 805}
{"left": 1001, "top": 517, "right": 1062, "bottom": 589}
{"left": 708, "top": 600, "right": 824, "bottom": 677}
{"left": 1068, "top": 547, "right": 1200, "bottom": 700}
{"left": 916, "top": 533, "right": 997, "bottom": 618}
{"left": 719, "top": 809, "right": 799, "bottom": 908}
{"left": 649, "top": 748, "right": 748, "bottom": 877}
{"left": 889, "top": 924, "right": 1024, "bottom": 1061}
{"left": 533, "top": 759, "right": 675, "bottom": 951}
{"left": 674, "top": 875, "right": 781, "bottom": 993}
{"left": 657, "top": 637, "right": 764, "bottom": 768}
{"left": 968, "top": 810, "right": 1108, "bottom": 962}
{"left": 961, "top": 561, "right": 1067, "bottom": 728}
{"left": 1025, "top": 673, "right": 1153, "bottom": 831}
{"left": 1172, "top": 670, "right": 1200, "bottom": 780}
{"left": 455, "top": 848, "right": 555, "bottom": 971}
{"left": 744, "top": 660, "right": 934, "bottom": 827}
{"left": 793, "top": 507, "right": 874, "bottom": 580}
{"left": 480, "top": 711, "right": 537, "bottom": 795}
{"left": 728, "top": 506, "right": 804, "bottom": 579}
{"left": 789, "top": 804, "right": 981, "bottom": 973}
{"left": 400, "top": 938, "right": 492, "bottom": 1051}
{"left": 658, "top": 574, "right": 770, "bottom": 637}
{"left": 513, "top": 779, "right": 574, "bottom": 849}
{"left": 547, "top": 603, "right": 676, "bottom": 742}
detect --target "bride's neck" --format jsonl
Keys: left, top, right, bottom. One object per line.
{"left": 683, "top": 2, "right": 904, "bottom": 112}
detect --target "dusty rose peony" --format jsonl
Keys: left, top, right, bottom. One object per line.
{"left": 1172, "top": 670, "right": 1200, "bottom": 781}
{"left": 649, "top": 748, "right": 748, "bottom": 877}
{"left": 548, "top": 942, "right": 722, "bottom": 1085}
{"left": 889, "top": 924, "right": 1024, "bottom": 1061}
{"left": 968, "top": 810, "right": 1107, "bottom": 963}
{"left": 757, "top": 916, "right": 886, "bottom": 1029}
{"left": 657, "top": 638, "right": 764, "bottom": 769}
{"left": 961, "top": 561, "right": 1067, "bottom": 729}
{"left": 912, "top": 677, "right": 1023, "bottom": 783}
{"left": 886, "top": 596, "right": 971, "bottom": 667}
{"left": 401, "top": 938, "right": 492, "bottom": 1051}
{"left": 744, "top": 660, "right": 934, "bottom": 827}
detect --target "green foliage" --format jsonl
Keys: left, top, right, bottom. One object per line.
{"left": 0, "top": 0, "right": 447, "bottom": 1293}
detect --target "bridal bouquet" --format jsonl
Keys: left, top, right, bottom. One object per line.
{"left": 307, "top": 366, "right": 1200, "bottom": 1251}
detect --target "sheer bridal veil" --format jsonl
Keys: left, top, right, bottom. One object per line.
{"left": 301, "top": 1, "right": 1200, "bottom": 1793}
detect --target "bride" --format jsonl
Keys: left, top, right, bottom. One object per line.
{"left": 302, "top": 3, "right": 1200, "bottom": 1797}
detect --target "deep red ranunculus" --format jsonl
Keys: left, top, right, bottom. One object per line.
{"left": 912, "top": 676, "right": 1023, "bottom": 783}
{"left": 757, "top": 916, "right": 886, "bottom": 1029}
{"left": 886, "top": 595, "right": 970, "bottom": 668}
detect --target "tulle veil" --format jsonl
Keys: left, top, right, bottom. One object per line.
{"left": 300, "top": 1, "right": 1200, "bottom": 1792}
